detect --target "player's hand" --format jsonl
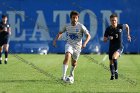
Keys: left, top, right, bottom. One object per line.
{"left": 53, "top": 41, "right": 57, "bottom": 47}
{"left": 3, "top": 27, "right": 7, "bottom": 32}
{"left": 109, "top": 36, "right": 113, "bottom": 40}
{"left": 82, "top": 43, "right": 86, "bottom": 49}
{"left": 103, "top": 37, "right": 108, "bottom": 42}
{"left": 127, "top": 35, "right": 131, "bottom": 42}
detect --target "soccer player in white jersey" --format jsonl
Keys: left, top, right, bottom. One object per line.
{"left": 53, "top": 11, "right": 91, "bottom": 82}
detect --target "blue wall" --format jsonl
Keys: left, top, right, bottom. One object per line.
{"left": 0, "top": 0, "right": 139, "bottom": 53}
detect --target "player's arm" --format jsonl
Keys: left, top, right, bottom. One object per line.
{"left": 53, "top": 26, "right": 66, "bottom": 47}
{"left": 82, "top": 33, "right": 91, "bottom": 48}
{"left": 124, "top": 24, "right": 131, "bottom": 42}
{"left": 103, "top": 28, "right": 109, "bottom": 42}
{"left": 7, "top": 27, "right": 11, "bottom": 35}
{"left": 81, "top": 25, "right": 91, "bottom": 49}
{"left": 53, "top": 32, "right": 63, "bottom": 47}
{"left": 103, "top": 37, "right": 108, "bottom": 42}
{"left": 0, "top": 25, "right": 3, "bottom": 32}
{"left": 82, "top": 32, "right": 91, "bottom": 49}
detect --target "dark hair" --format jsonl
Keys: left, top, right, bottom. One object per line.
{"left": 2, "top": 14, "right": 7, "bottom": 18}
{"left": 70, "top": 11, "right": 79, "bottom": 18}
{"left": 110, "top": 14, "right": 118, "bottom": 19}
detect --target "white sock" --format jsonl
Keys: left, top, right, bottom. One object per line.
{"left": 0, "top": 57, "right": 2, "bottom": 61}
{"left": 70, "top": 66, "right": 75, "bottom": 77}
{"left": 5, "top": 58, "right": 8, "bottom": 61}
{"left": 62, "top": 64, "right": 68, "bottom": 78}
{"left": 115, "top": 70, "right": 118, "bottom": 73}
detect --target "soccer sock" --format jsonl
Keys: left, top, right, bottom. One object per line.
{"left": 110, "top": 64, "right": 115, "bottom": 76}
{"left": 113, "top": 59, "right": 118, "bottom": 72}
{"left": 70, "top": 66, "right": 75, "bottom": 77}
{"left": 5, "top": 58, "right": 8, "bottom": 61}
{"left": 62, "top": 64, "right": 68, "bottom": 78}
{"left": 5, "top": 51, "right": 8, "bottom": 61}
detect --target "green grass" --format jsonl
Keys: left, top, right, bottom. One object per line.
{"left": 0, "top": 54, "right": 139, "bottom": 93}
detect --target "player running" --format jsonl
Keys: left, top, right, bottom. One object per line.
{"left": 53, "top": 11, "right": 91, "bottom": 82}
{"left": 0, "top": 14, "right": 11, "bottom": 64}
{"left": 103, "top": 14, "right": 131, "bottom": 80}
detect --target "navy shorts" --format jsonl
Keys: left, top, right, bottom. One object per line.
{"left": 0, "top": 37, "right": 10, "bottom": 47}
{"left": 109, "top": 48, "right": 123, "bottom": 60}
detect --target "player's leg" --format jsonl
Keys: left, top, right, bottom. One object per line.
{"left": 112, "top": 51, "right": 119, "bottom": 71}
{"left": 110, "top": 59, "right": 115, "bottom": 80}
{"left": 3, "top": 44, "right": 9, "bottom": 64}
{"left": 0, "top": 46, "right": 3, "bottom": 64}
{"left": 62, "top": 44, "right": 73, "bottom": 80}
{"left": 112, "top": 48, "right": 123, "bottom": 79}
{"left": 2, "top": 37, "right": 10, "bottom": 64}
{"left": 62, "top": 52, "right": 71, "bottom": 80}
{"left": 0, "top": 40, "right": 4, "bottom": 64}
{"left": 69, "top": 50, "right": 80, "bottom": 78}
{"left": 70, "top": 58, "right": 77, "bottom": 77}
{"left": 112, "top": 51, "right": 119, "bottom": 79}
{"left": 109, "top": 52, "right": 115, "bottom": 80}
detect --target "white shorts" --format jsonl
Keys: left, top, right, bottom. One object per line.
{"left": 65, "top": 43, "right": 81, "bottom": 61}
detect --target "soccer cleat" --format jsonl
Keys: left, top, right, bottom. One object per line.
{"left": 4, "top": 60, "right": 7, "bottom": 64}
{"left": 0, "top": 60, "right": 2, "bottom": 64}
{"left": 110, "top": 76, "right": 114, "bottom": 80}
{"left": 115, "top": 72, "right": 118, "bottom": 79}
{"left": 61, "top": 76, "right": 66, "bottom": 81}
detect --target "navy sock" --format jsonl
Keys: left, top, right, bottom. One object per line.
{"left": 110, "top": 64, "right": 115, "bottom": 76}
{"left": 113, "top": 59, "right": 118, "bottom": 72}
{"left": 5, "top": 51, "right": 8, "bottom": 59}
{"left": 0, "top": 52, "right": 2, "bottom": 57}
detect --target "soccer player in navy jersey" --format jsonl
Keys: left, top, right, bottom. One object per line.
{"left": 104, "top": 14, "right": 131, "bottom": 80}
{"left": 53, "top": 11, "right": 91, "bottom": 83}
{"left": 0, "top": 14, "right": 11, "bottom": 64}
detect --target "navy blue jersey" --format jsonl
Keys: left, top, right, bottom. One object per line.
{"left": 0, "top": 21, "right": 10, "bottom": 38}
{"left": 104, "top": 24, "right": 124, "bottom": 52}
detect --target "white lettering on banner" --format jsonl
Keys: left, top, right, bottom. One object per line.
{"left": 29, "top": 10, "right": 52, "bottom": 41}
{"left": 53, "top": 11, "right": 70, "bottom": 40}
{"left": 1, "top": 10, "right": 122, "bottom": 42}
{"left": 100, "top": 10, "right": 122, "bottom": 40}
{"left": 7, "top": 11, "right": 26, "bottom": 41}
{"left": 79, "top": 9, "right": 97, "bottom": 40}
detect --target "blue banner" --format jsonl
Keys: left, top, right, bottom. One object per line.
{"left": 0, "top": 0, "right": 139, "bottom": 53}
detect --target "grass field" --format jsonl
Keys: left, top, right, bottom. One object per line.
{"left": 0, "top": 54, "right": 139, "bottom": 93}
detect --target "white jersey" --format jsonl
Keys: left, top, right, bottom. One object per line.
{"left": 60, "top": 22, "right": 89, "bottom": 48}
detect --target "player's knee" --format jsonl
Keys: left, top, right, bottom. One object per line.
{"left": 72, "top": 62, "right": 77, "bottom": 67}
{"left": 113, "top": 52, "right": 120, "bottom": 59}
{"left": 112, "top": 54, "right": 119, "bottom": 59}
{"left": 5, "top": 48, "right": 8, "bottom": 52}
{"left": 112, "top": 55, "right": 118, "bottom": 59}
{"left": 64, "top": 53, "right": 71, "bottom": 61}
{"left": 63, "top": 58, "right": 69, "bottom": 64}
{"left": 112, "top": 56, "right": 115, "bottom": 59}
{"left": 64, "top": 57, "right": 70, "bottom": 62}
{"left": 4, "top": 46, "right": 8, "bottom": 50}
{"left": 110, "top": 60, "right": 113, "bottom": 64}
{"left": 63, "top": 58, "right": 70, "bottom": 64}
